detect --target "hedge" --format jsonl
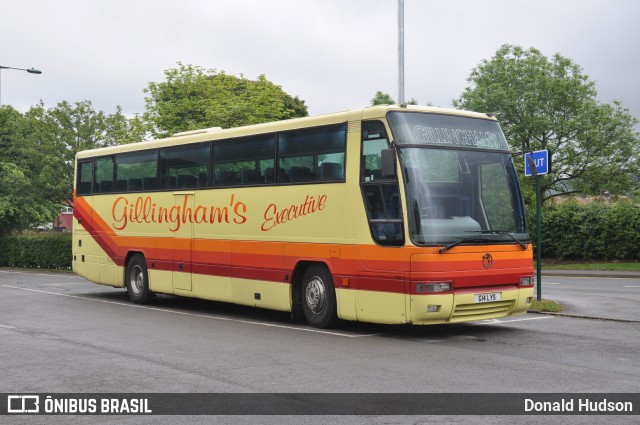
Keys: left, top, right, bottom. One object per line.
{"left": 536, "top": 200, "right": 640, "bottom": 261}
{"left": 0, "top": 232, "right": 72, "bottom": 269}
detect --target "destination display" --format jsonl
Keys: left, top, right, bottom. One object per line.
{"left": 387, "top": 111, "right": 510, "bottom": 151}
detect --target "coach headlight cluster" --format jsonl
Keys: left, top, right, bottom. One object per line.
{"left": 416, "top": 281, "right": 452, "bottom": 293}
{"left": 520, "top": 276, "right": 534, "bottom": 287}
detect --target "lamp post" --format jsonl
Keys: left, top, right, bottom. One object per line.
{"left": 0, "top": 65, "right": 43, "bottom": 106}
{"left": 397, "top": 0, "right": 405, "bottom": 104}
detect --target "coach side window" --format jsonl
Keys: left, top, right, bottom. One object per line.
{"left": 213, "top": 134, "right": 275, "bottom": 186}
{"left": 160, "top": 143, "right": 211, "bottom": 190}
{"left": 115, "top": 151, "right": 158, "bottom": 192}
{"left": 77, "top": 161, "right": 94, "bottom": 195}
{"left": 93, "top": 157, "right": 114, "bottom": 193}
{"left": 278, "top": 124, "right": 346, "bottom": 183}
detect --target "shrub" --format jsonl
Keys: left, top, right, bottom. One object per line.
{"left": 537, "top": 200, "right": 640, "bottom": 261}
{"left": 0, "top": 232, "right": 72, "bottom": 269}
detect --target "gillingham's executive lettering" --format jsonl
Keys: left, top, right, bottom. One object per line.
{"left": 112, "top": 194, "right": 247, "bottom": 232}
{"left": 261, "top": 194, "right": 327, "bottom": 231}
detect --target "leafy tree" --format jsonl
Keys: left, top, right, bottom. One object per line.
{"left": 371, "top": 91, "right": 418, "bottom": 106}
{"left": 371, "top": 91, "right": 395, "bottom": 105}
{"left": 0, "top": 106, "right": 59, "bottom": 235}
{"left": 23, "top": 101, "right": 148, "bottom": 207}
{"left": 0, "top": 161, "right": 55, "bottom": 236}
{"left": 143, "top": 63, "right": 308, "bottom": 137}
{"left": 103, "top": 106, "right": 150, "bottom": 146}
{"left": 454, "top": 44, "right": 640, "bottom": 203}
{"left": 0, "top": 101, "right": 146, "bottom": 235}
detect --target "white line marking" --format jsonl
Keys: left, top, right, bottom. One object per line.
{"left": 473, "top": 316, "right": 553, "bottom": 325}
{"left": 42, "top": 282, "right": 85, "bottom": 286}
{"left": 543, "top": 282, "right": 561, "bottom": 285}
{"left": 553, "top": 276, "right": 635, "bottom": 280}
{"left": 0, "top": 285, "right": 381, "bottom": 338}
{"left": 0, "top": 270, "right": 83, "bottom": 279}
{"left": 623, "top": 286, "right": 640, "bottom": 288}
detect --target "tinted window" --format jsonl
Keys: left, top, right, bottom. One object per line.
{"left": 213, "top": 134, "right": 275, "bottom": 186}
{"left": 94, "top": 157, "right": 114, "bottom": 193}
{"left": 278, "top": 124, "right": 346, "bottom": 183}
{"left": 160, "top": 143, "right": 210, "bottom": 189}
{"left": 116, "top": 150, "right": 158, "bottom": 192}
{"left": 77, "top": 161, "right": 93, "bottom": 195}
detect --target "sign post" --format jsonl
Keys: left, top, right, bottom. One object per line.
{"left": 524, "top": 150, "right": 549, "bottom": 177}
{"left": 525, "top": 150, "right": 549, "bottom": 301}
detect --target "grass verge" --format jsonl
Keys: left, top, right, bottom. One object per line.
{"left": 541, "top": 260, "right": 640, "bottom": 271}
{"left": 529, "top": 299, "right": 564, "bottom": 313}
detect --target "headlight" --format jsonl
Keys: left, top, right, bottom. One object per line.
{"left": 416, "top": 281, "right": 452, "bottom": 293}
{"left": 520, "top": 276, "right": 534, "bottom": 286}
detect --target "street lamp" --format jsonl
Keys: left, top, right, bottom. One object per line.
{"left": 0, "top": 65, "right": 43, "bottom": 106}
{"left": 397, "top": 0, "right": 405, "bottom": 104}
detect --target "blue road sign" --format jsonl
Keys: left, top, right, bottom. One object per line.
{"left": 524, "top": 150, "right": 549, "bottom": 176}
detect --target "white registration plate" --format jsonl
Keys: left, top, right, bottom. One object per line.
{"left": 474, "top": 292, "right": 501, "bottom": 303}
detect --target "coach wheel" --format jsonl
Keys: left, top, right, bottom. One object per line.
{"left": 302, "top": 264, "right": 338, "bottom": 329}
{"left": 126, "top": 254, "right": 152, "bottom": 304}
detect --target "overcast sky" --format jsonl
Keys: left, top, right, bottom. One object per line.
{"left": 2, "top": 0, "right": 639, "bottom": 121}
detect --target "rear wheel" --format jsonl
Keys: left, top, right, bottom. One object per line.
{"left": 126, "top": 254, "right": 152, "bottom": 304}
{"left": 301, "top": 264, "right": 338, "bottom": 328}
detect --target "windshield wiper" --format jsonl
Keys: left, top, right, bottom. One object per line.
{"left": 438, "top": 231, "right": 528, "bottom": 254}
{"left": 467, "top": 230, "right": 529, "bottom": 250}
{"left": 438, "top": 237, "right": 487, "bottom": 254}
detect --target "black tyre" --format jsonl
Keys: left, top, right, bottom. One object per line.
{"left": 301, "top": 264, "right": 338, "bottom": 328}
{"left": 126, "top": 254, "right": 152, "bottom": 304}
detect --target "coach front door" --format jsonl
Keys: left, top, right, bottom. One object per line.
{"left": 172, "top": 192, "right": 194, "bottom": 292}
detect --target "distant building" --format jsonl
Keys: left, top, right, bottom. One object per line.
{"left": 53, "top": 203, "right": 73, "bottom": 232}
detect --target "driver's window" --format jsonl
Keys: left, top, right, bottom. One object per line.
{"left": 361, "top": 121, "right": 404, "bottom": 246}
{"left": 361, "top": 121, "right": 388, "bottom": 182}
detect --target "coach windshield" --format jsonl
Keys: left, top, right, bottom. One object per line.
{"left": 387, "top": 111, "right": 528, "bottom": 248}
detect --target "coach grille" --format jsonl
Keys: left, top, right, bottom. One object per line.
{"left": 450, "top": 300, "right": 515, "bottom": 322}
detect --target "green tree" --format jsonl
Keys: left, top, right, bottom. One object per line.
{"left": 371, "top": 91, "right": 418, "bottom": 106}
{"left": 371, "top": 91, "right": 395, "bottom": 105}
{"left": 454, "top": 44, "right": 640, "bottom": 203}
{"left": 23, "top": 101, "right": 148, "bottom": 207}
{"left": 0, "top": 101, "right": 146, "bottom": 235}
{"left": 143, "top": 63, "right": 308, "bottom": 137}
{"left": 0, "top": 106, "right": 60, "bottom": 235}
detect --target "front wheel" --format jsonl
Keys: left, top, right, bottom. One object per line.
{"left": 126, "top": 254, "right": 152, "bottom": 304}
{"left": 302, "top": 264, "right": 338, "bottom": 328}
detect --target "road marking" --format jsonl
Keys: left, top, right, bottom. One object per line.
{"left": 0, "top": 324, "right": 17, "bottom": 329}
{"left": 0, "top": 270, "right": 84, "bottom": 279}
{"left": 473, "top": 316, "right": 553, "bottom": 325}
{"left": 42, "top": 282, "right": 85, "bottom": 286}
{"left": 543, "top": 282, "right": 561, "bottom": 285}
{"left": 0, "top": 285, "right": 383, "bottom": 339}
{"left": 623, "top": 286, "right": 640, "bottom": 288}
